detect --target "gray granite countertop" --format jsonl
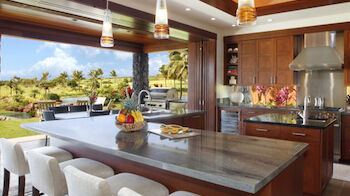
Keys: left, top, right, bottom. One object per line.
{"left": 244, "top": 113, "right": 336, "bottom": 129}
{"left": 21, "top": 115, "right": 307, "bottom": 194}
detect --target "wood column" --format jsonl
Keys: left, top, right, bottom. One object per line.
{"left": 132, "top": 53, "right": 149, "bottom": 96}
{"left": 188, "top": 40, "right": 217, "bottom": 131}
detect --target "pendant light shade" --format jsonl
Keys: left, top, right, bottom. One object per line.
{"left": 154, "top": 0, "right": 169, "bottom": 39}
{"left": 100, "top": 1, "right": 114, "bottom": 47}
{"left": 236, "top": 0, "right": 257, "bottom": 26}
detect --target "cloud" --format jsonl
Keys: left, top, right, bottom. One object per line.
{"left": 36, "top": 42, "right": 72, "bottom": 53}
{"left": 114, "top": 51, "right": 133, "bottom": 61}
{"left": 149, "top": 53, "right": 169, "bottom": 76}
{"left": 79, "top": 47, "right": 102, "bottom": 59}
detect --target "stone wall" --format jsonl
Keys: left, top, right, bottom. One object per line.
{"left": 132, "top": 53, "right": 149, "bottom": 97}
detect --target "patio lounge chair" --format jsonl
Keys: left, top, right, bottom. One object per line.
{"left": 69, "top": 105, "right": 87, "bottom": 112}
{"left": 37, "top": 101, "right": 56, "bottom": 121}
{"left": 89, "top": 110, "right": 111, "bottom": 117}
{"left": 95, "top": 97, "right": 106, "bottom": 106}
{"left": 49, "top": 106, "right": 69, "bottom": 114}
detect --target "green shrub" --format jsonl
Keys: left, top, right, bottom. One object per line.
{"left": 47, "top": 93, "right": 60, "bottom": 101}
{"left": 67, "top": 79, "right": 78, "bottom": 88}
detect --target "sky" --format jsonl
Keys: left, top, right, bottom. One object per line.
{"left": 0, "top": 36, "right": 169, "bottom": 81}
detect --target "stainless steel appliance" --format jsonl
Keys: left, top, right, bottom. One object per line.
{"left": 144, "top": 87, "right": 179, "bottom": 110}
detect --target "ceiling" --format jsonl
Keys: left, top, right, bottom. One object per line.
{"left": 232, "top": 0, "right": 296, "bottom": 8}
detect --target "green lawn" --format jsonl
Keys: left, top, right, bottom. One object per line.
{"left": 0, "top": 118, "right": 40, "bottom": 139}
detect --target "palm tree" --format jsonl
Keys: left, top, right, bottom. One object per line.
{"left": 72, "top": 70, "right": 84, "bottom": 90}
{"left": 59, "top": 71, "right": 69, "bottom": 86}
{"left": 31, "top": 89, "right": 40, "bottom": 98}
{"left": 88, "top": 70, "right": 101, "bottom": 90}
{"left": 159, "top": 65, "right": 168, "bottom": 87}
{"left": 166, "top": 50, "right": 188, "bottom": 99}
{"left": 40, "top": 71, "right": 50, "bottom": 81}
{"left": 110, "top": 70, "right": 117, "bottom": 78}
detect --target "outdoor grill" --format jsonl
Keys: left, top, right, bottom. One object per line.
{"left": 144, "top": 87, "right": 179, "bottom": 110}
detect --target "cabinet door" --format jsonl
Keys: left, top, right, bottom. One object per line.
{"left": 345, "top": 30, "right": 350, "bottom": 85}
{"left": 275, "top": 36, "right": 294, "bottom": 85}
{"left": 342, "top": 115, "right": 350, "bottom": 160}
{"left": 239, "top": 40, "right": 257, "bottom": 85}
{"left": 257, "top": 39, "right": 274, "bottom": 85}
{"left": 183, "top": 115, "right": 205, "bottom": 130}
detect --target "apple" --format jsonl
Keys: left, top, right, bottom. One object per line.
{"left": 126, "top": 115, "right": 134, "bottom": 124}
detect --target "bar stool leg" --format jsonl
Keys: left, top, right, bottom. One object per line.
{"left": 32, "top": 187, "right": 40, "bottom": 196}
{"left": 2, "top": 169, "right": 9, "bottom": 196}
{"left": 18, "top": 176, "right": 25, "bottom": 196}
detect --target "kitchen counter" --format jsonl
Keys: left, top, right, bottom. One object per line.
{"left": 21, "top": 115, "right": 307, "bottom": 194}
{"left": 142, "top": 110, "right": 206, "bottom": 121}
{"left": 244, "top": 113, "right": 336, "bottom": 129}
{"left": 219, "top": 103, "right": 343, "bottom": 112}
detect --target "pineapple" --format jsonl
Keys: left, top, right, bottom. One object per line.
{"left": 122, "top": 93, "right": 138, "bottom": 114}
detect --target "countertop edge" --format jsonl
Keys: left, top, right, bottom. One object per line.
{"left": 21, "top": 122, "right": 262, "bottom": 194}
{"left": 243, "top": 119, "right": 336, "bottom": 129}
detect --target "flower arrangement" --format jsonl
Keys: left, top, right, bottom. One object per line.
{"left": 255, "top": 86, "right": 269, "bottom": 105}
{"left": 272, "top": 87, "right": 296, "bottom": 106}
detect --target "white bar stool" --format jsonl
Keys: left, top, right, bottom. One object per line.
{"left": 27, "top": 150, "right": 115, "bottom": 196}
{"left": 0, "top": 138, "right": 73, "bottom": 196}
{"left": 169, "top": 191, "right": 200, "bottom": 196}
{"left": 63, "top": 165, "right": 169, "bottom": 196}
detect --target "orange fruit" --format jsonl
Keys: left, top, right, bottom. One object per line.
{"left": 117, "top": 114, "right": 126, "bottom": 123}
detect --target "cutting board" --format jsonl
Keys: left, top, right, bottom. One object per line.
{"left": 148, "top": 129, "right": 201, "bottom": 139}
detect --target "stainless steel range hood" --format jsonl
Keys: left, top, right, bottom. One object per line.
{"left": 289, "top": 31, "right": 344, "bottom": 71}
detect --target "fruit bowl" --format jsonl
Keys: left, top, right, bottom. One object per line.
{"left": 115, "top": 121, "right": 147, "bottom": 132}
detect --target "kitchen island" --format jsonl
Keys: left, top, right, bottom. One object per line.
{"left": 244, "top": 113, "right": 335, "bottom": 196}
{"left": 22, "top": 115, "right": 308, "bottom": 196}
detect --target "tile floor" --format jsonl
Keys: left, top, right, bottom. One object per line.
{"left": 1, "top": 137, "right": 350, "bottom": 196}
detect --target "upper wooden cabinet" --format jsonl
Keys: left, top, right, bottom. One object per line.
{"left": 345, "top": 30, "right": 350, "bottom": 86}
{"left": 236, "top": 36, "right": 294, "bottom": 86}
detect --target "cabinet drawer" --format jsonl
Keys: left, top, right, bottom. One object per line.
{"left": 281, "top": 126, "right": 321, "bottom": 143}
{"left": 342, "top": 143, "right": 350, "bottom": 160}
{"left": 342, "top": 116, "right": 350, "bottom": 127}
{"left": 245, "top": 123, "right": 281, "bottom": 139}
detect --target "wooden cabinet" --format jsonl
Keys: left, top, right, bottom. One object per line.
{"left": 341, "top": 115, "right": 350, "bottom": 160}
{"left": 239, "top": 40, "right": 257, "bottom": 85}
{"left": 237, "top": 36, "right": 294, "bottom": 86}
{"left": 275, "top": 36, "right": 294, "bottom": 85}
{"left": 345, "top": 30, "right": 350, "bottom": 86}
{"left": 245, "top": 122, "right": 334, "bottom": 196}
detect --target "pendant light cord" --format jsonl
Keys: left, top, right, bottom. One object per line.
{"left": 106, "top": 0, "right": 109, "bottom": 9}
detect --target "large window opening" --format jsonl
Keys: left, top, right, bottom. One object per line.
{"left": 0, "top": 35, "right": 188, "bottom": 139}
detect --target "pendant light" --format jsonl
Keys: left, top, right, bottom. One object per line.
{"left": 236, "top": 0, "right": 257, "bottom": 26}
{"left": 154, "top": 0, "right": 169, "bottom": 39}
{"left": 100, "top": 0, "right": 114, "bottom": 47}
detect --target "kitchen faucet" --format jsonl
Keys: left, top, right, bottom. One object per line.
{"left": 138, "top": 90, "right": 152, "bottom": 111}
{"left": 298, "top": 96, "right": 311, "bottom": 124}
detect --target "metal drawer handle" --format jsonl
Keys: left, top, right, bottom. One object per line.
{"left": 334, "top": 124, "right": 340, "bottom": 127}
{"left": 248, "top": 112, "right": 256, "bottom": 114}
{"left": 292, "top": 133, "right": 307, "bottom": 137}
{"left": 256, "top": 129, "right": 269, "bottom": 132}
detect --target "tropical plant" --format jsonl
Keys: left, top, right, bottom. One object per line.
{"left": 67, "top": 79, "right": 78, "bottom": 89}
{"left": 72, "top": 70, "right": 84, "bottom": 91}
{"left": 58, "top": 71, "right": 69, "bottom": 86}
{"left": 40, "top": 71, "right": 50, "bottom": 81}
{"left": 159, "top": 65, "right": 169, "bottom": 86}
{"left": 166, "top": 50, "right": 188, "bottom": 99}
{"left": 47, "top": 93, "right": 60, "bottom": 101}
{"left": 110, "top": 70, "right": 117, "bottom": 79}
{"left": 39, "top": 80, "right": 55, "bottom": 96}
{"left": 31, "top": 89, "right": 40, "bottom": 98}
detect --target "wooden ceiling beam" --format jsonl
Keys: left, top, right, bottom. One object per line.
{"left": 70, "top": 0, "right": 217, "bottom": 40}
{"left": 200, "top": 0, "right": 350, "bottom": 16}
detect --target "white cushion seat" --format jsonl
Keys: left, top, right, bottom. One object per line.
{"left": 27, "top": 146, "right": 73, "bottom": 163}
{"left": 59, "top": 158, "right": 114, "bottom": 179}
{"left": 169, "top": 191, "right": 200, "bottom": 196}
{"left": 63, "top": 166, "right": 169, "bottom": 196}
{"left": 108, "top": 173, "right": 169, "bottom": 196}
{"left": 27, "top": 151, "right": 115, "bottom": 196}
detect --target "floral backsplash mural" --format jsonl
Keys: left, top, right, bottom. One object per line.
{"left": 251, "top": 86, "right": 297, "bottom": 106}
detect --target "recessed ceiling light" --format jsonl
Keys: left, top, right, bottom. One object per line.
{"left": 211, "top": 17, "right": 216, "bottom": 21}
{"left": 267, "top": 19, "right": 273, "bottom": 22}
{"left": 185, "top": 8, "right": 191, "bottom": 11}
